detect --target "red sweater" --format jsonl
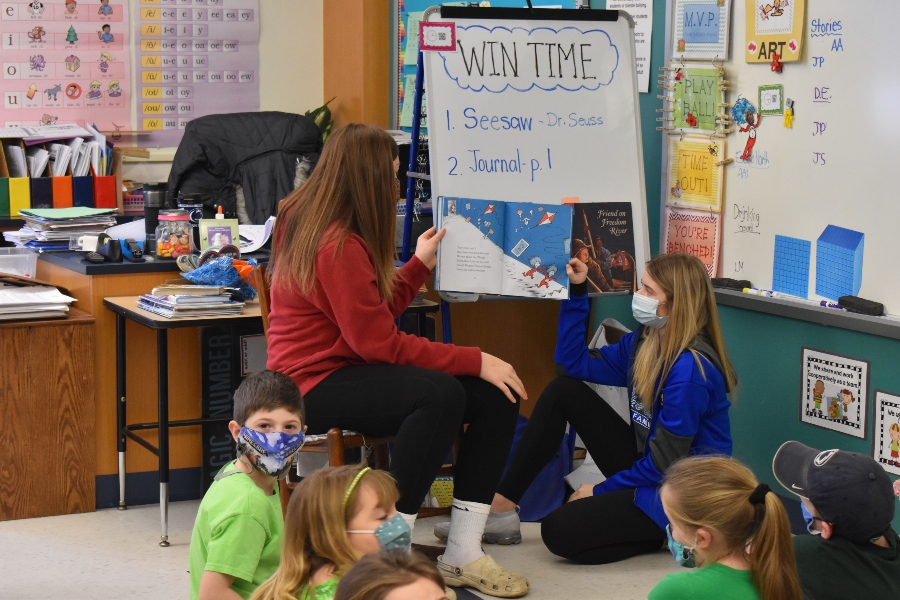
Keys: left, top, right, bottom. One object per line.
{"left": 266, "top": 233, "right": 482, "bottom": 396}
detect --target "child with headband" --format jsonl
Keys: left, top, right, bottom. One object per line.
{"left": 253, "top": 465, "right": 421, "bottom": 600}
{"left": 650, "top": 456, "right": 802, "bottom": 600}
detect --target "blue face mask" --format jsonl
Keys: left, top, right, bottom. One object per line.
{"left": 632, "top": 293, "right": 668, "bottom": 329}
{"left": 348, "top": 513, "right": 412, "bottom": 553}
{"left": 801, "top": 504, "right": 823, "bottom": 536}
{"left": 236, "top": 427, "right": 305, "bottom": 479}
{"left": 666, "top": 524, "right": 696, "bottom": 568}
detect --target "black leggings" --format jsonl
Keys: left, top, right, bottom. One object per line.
{"left": 304, "top": 364, "right": 519, "bottom": 515}
{"left": 497, "top": 376, "right": 666, "bottom": 564}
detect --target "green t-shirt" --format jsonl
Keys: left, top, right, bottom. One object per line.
{"left": 794, "top": 528, "right": 900, "bottom": 600}
{"left": 649, "top": 563, "right": 759, "bottom": 600}
{"left": 189, "top": 461, "right": 284, "bottom": 600}
{"left": 298, "top": 576, "right": 340, "bottom": 600}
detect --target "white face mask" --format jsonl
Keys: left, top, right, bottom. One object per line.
{"left": 632, "top": 293, "right": 668, "bottom": 328}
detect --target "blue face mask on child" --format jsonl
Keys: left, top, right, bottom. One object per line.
{"left": 666, "top": 524, "right": 696, "bottom": 568}
{"left": 348, "top": 513, "right": 412, "bottom": 553}
{"left": 632, "top": 293, "right": 668, "bottom": 329}
{"left": 800, "top": 504, "right": 823, "bottom": 536}
{"left": 236, "top": 427, "right": 305, "bottom": 479}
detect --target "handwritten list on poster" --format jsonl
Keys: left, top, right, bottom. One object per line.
{"left": 135, "top": 0, "right": 259, "bottom": 145}
{"left": 1, "top": 0, "right": 131, "bottom": 131}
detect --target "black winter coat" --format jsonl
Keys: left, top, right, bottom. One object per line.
{"left": 167, "top": 112, "right": 322, "bottom": 224}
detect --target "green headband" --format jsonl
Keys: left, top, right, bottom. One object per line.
{"left": 343, "top": 467, "right": 371, "bottom": 507}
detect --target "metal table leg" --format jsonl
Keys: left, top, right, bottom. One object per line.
{"left": 157, "top": 329, "right": 170, "bottom": 547}
{"left": 116, "top": 313, "right": 127, "bottom": 510}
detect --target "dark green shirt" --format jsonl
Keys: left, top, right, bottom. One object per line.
{"left": 794, "top": 529, "right": 900, "bottom": 600}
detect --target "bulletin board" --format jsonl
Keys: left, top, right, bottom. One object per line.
{"left": 663, "top": 0, "right": 900, "bottom": 315}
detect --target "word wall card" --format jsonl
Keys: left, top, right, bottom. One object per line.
{"left": 134, "top": 0, "right": 259, "bottom": 145}
{"left": 1, "top": 0, "right": 131, "bottom": 130}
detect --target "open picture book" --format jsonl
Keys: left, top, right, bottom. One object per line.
{"left": 435, "top": 197, "right": 637, "bottom": 299}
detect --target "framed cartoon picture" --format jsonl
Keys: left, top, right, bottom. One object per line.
{"left": 872, "top": 391, "right": 900, "bottom": 477}
{"left": 199, "top": 218, "right": 239, "bottom": 251}
{"left": 799, "top": 348, "right": 869, "bottom": 438}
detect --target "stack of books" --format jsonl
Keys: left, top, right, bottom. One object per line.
{"left": 3, "top": 207, "right": 117, "bottom": 251}
{"left": 137, "top": 284, "right": 244, "bottom": 319}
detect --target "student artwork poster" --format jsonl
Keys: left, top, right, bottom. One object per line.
{"left": 872, "top": 391, "right": 900, "bottom": 477}
{"left": 436, "top": 197, "right": 572, "bottom": 299}
{"left": 800, "top": 348, "right": 869, "bottom": 439}
{"left": 0, "top": 0, "right": 130, "bottom": 132}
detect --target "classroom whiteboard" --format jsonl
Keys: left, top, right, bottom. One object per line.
{"left": 424, "top": 7, "right": 651, "bottom": 278}
{"left": 665, "top": 1, "right": 900, "bottom": 314}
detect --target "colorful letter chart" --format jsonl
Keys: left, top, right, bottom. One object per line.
{"left": 1, "top": 1, "right": 131, "bottom": 131}
{"left": 134, "top": 0, "right": 259, "bottom": 145}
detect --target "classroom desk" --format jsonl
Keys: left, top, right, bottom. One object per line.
{"left": 103, "top": 296, "right": 262, "bottom": 546}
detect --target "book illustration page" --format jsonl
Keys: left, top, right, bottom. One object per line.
{"left": 436, "top": 198, "right": 571, "bottom": 299}
{"left": 573, "top": 202, "right": 637, "bottom": 293}
{"left": 437, "top": 198, "right": 506, "bottom": 296}
{"left": 504, "top": 202, "right": 571, "bottom": 299}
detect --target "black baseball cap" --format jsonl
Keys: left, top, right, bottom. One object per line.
{"left": 773, "top": 441, "right": 895, "bottom": 543}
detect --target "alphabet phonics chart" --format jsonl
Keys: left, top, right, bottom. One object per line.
{"left": 1, "top": 0, "right": 131, "bottom": 131}
{"left": 134, "top": 0, "right": 259, "bottom": 145}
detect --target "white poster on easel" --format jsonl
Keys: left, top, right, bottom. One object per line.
{"left": 800, "top": 348, "right": 869, "bottom": 438}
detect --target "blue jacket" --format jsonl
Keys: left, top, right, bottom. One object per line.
{"left": 555, "top": 288, "right": 733, "bottom": 529}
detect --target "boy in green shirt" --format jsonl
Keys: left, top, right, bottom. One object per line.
{"left": 774, "top": 441, "right": 900, "bottom": 600}
{"left": 189, "top": 370, "right": 307, "bottom": 600}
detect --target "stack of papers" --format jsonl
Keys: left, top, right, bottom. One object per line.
{"left": 138, "top": 293, "right": 244, "bottom": 319}
{"left": 0, "top": 285, "right": 76, "bottom": 321}
{"left": 238, "top": 216, "right": 276, "bottom": 254}
{"left": 2, "top": 207, "right": 117, "bottom": 251}
{"left": 0, "top": 123, "right": 92, "bottom": 144}
{"left": 25, "top": 146, "right": 50, "bottom": 178}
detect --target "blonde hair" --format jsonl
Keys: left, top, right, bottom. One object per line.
{"left": 251, "top": 466, "right": 400, "bottom": 600}
{"left": 335, "top": 550, "right": 446, "bottom": 600}
{"left": 100, "top": 51, "right": 112, "bottom": 61}
{"left": 632, "top": 253, "right": 737, "bottom": 412}
{"left": 108, "top": 80, "right": 119, "bottom": 88}
{"left": 270, "top": 124, "right": 400, "bottom": 302}
{"left": 663, "top": 456, "right": 802, "bottom": 600}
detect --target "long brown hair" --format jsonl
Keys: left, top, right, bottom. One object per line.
{"left": 251, "top": 466, "right": 400, "bottom": 600}
{"left": 270, "top": 124, "right": 400, "bottom": 301}
{"left": 663, "top": 456, "right": 802, "bottom": 600}
{"left": 334, "top": 550, "right": 447, "bottom": 600}
{"left": 631, "top": 253, "right": 737, "bottom": 411}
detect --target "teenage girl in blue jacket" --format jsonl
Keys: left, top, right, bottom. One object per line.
{"left": 435, "top": 253, "right": 738, "bottom": 564}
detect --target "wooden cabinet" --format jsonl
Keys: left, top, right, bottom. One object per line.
{"left": 0, "top": 309, "right": 96, "bottom": 520}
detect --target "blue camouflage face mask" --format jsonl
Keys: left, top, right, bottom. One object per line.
{"left": 236, "top": 427, "right": 305, "bottom": 479}
{"left": 666, "top": 524, "right": 696, "bottom": 568}
{"left": 348, "top": 512, "right": 412, "bottom": 553}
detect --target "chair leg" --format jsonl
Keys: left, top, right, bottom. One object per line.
{"left": 326, "top": 428, "right": 346, "bottom": 467}
{"left": 373, "top": 442, "right": 390, "bottom": 470}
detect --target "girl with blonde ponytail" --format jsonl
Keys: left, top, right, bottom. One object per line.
{"left": 650, "top": 455, "right": 802, "bottom": 600}
{"left": 464, "top": 253, "right": 737, "bottom": 565}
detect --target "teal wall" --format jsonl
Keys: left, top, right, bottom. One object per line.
{"left": 589, "top": 1, "right": 900, "bottom": 532}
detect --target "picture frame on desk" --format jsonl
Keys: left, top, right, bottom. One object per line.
{"left": 198, "top": 219, "right": 239, "bottom": 252}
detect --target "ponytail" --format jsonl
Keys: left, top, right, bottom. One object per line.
{"left": 749, "top": 490, "right": 803, "bottom": 600}
{"left": 663, "top": 456, "right": 802, "bottom": 600}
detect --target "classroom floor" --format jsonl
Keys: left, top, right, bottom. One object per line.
{"left": 0, "top": 501, "right": 679, "bottom": 599}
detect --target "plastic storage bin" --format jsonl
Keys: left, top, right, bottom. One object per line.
{"left": 0, "top": 248, "right": 39, "bottom": 278}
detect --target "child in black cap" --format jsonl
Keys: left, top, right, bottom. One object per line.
{"left": 773, "top": 440, "right": 900, "bottom": 599}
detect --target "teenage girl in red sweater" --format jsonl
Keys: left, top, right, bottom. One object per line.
{"left": 266, "top": 124, "right": 529, "bottom": 598}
